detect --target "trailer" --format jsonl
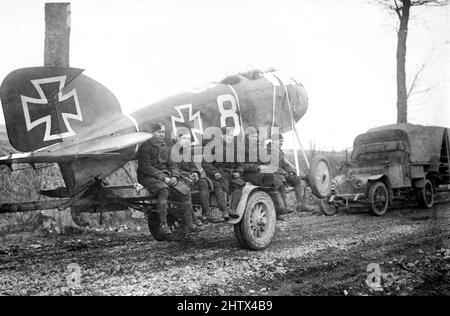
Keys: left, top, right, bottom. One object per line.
{"left": 0, "top": 164, "right": 328, "bottom": 250}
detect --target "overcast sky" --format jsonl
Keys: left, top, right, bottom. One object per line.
{"left": 0, "top": 0, "right": 448, "bottom": 150}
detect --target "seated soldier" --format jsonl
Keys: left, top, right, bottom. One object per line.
{"left": 242, "top": 129, "right": 294, "bottom": 220}
{"left": 136, "top": 122, "right": 203, "bottom": 242}
{"left": 176, "top": 132, "right": 224, "bottom": 224}
{"left": 269, "top": 132, "right": 315, "bottom": 212}
{"left": 203, "top": 127, "right": 244, "bottom": 220}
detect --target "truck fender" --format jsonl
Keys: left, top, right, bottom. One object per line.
{"left": 413, "top": 178, "right": 426, "bottom": 188}
{"left": 228, "top": 183, "right": 259, "bottom": 225}
{"left": 367, "top": 174, "right": 385, "bottom": 181}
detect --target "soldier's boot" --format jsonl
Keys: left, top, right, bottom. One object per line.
{"left": 280, "top": 189, "right": 295, "bottom": 214}
{"left": 158, "top": 210, "right": 173, "bottom": 236}
{"left": 272, "top": 191, "right": 294, "bottom": 216}
{"left": 196, "top": 179, "right": 210, "bottom": 225}
{"left": 181, "top": 200, "right": 204, "bottom": 234}
{"left": 228, "top": 186, "right": 243, "bottom": 219}
{"left": 296, "top": 204, "right": 315, "bottom": 212}
{"left": 214, "top": 187, "right": 229, "bottom": 221}
{"left": 152, "top": 189, "right": 173, "bottom": 240}
{"left": 200, "top": 185, "right": 223, "bottom": 223}
{"left": 158, "top": 209, "right": 183, "bottom": 241}
{"left": 222, "top": 208, "right": 230, "bottom": 221}
{"left": 204, "top": 209, "right": 224, "bottom": 223}
{"left": 203, "top": 186, "right": 224, "bottom": 223}
{"left": 192, "top": 211, "right": 204, "bottom": 226}
{"left": 294, "top": 183, "right": 315, "bottom": 212}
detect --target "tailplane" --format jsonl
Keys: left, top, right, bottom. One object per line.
{"left": 0, "top": 67, "right": 132, "bottom": 152}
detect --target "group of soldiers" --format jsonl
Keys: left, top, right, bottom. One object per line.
{"left": 136, "top": 122, "right": 314, "bottom": 241}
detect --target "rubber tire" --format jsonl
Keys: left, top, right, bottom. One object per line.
{"left": 233, "top": 222, "right": 246, "bottom": 248}
{"left": 234, "top": 191, "right": 276, "bottom": 250}
{"left": 417, "top": 179, "right": 434, "bottom": 209}
{"left": 368, "top": 181, "right": 389, "bottom": 216}
{"left": 70, "top": 207, "right": 91, "bottom": 227}
{"left": 318, "top": 198, "right": 338, "bottom": 216}
{"left": 307, "top": 155, "right": 332, "bottom": 199}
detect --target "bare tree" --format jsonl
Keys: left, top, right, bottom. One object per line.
{"left": 376, "top": 0, "right": 448, "bottom": 123}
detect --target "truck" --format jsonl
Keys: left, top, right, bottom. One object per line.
{"left": 319, "top": 123, "right": 450, "bottom": 216}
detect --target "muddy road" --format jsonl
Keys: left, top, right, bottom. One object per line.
{"left": 0, "top": 203, "right": 449, "bottom": 296}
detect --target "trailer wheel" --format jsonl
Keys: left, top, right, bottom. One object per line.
{"left": 368, "top": 181, "right": 389, "bottom": 216}
{"left": 70, "top": 207, "right": 91, "bottom": 227}
{"left": 234, "top": 191, "right": 276, "bottom": 250}
{"left": 318, "top": 198, "right": 338, "bottom": 216}
{"left": 308, "top": 155, "right": 332, "bottom": 199}
{"left": 417, "top": 179, "right": 434, "bottom": 209}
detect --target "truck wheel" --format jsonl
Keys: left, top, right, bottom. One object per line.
{"left": 307, "top": 155, "right": 332, "bottom": 199}
{"left": 234, "top": 191, "right": 276, "bottom": 250}
{"left": 417, "top": 179, "right": 434, "bottom": 209}
{"left": 368, "top": 181, "right": 389, "bottom": 216}
{"left": 318, "top": 198, "right": 337, "bottom": 216}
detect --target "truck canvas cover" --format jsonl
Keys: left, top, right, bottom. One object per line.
{"left": 368, "top": 123, "right": 449, "bottom": 171}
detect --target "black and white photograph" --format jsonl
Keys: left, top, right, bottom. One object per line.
{"left": 0, "top": 0, "right": 449, "bottom": 299}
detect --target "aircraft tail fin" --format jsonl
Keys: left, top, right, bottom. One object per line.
{"left": 0, "top": 67, "right": 134, "bottom": 153}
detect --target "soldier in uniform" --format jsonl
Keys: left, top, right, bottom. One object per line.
{"left": 242, "top": 129, "right": 294, "bottom": 220}
{"left": 176, "top": 132, "right": 224, "bottom": 224}
{"left": 203, "top": 127, "right": 244, "bottom": 220}
{"left": 136, "top": 122, "right": 203, "bottom": 241}
{"left": 268, "top": 132, "right": 315, "bottom": 213}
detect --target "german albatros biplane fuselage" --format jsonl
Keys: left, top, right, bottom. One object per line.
{"left": 0, "top": 67, "right": 309, "bottom": 194}
{"left": 0, "top": 67, "right": 331, "bottom": 249}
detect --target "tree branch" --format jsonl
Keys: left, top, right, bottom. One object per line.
{"left": 408, "top": 86, "right": 435, "bottom": 96}
{"left": 394, "top": 0, "right": 403, "bottom": 18}
{"left": 411, "top": 0, "right": 448, "bottom": 6}
{"left": 406, "top": 43, "right": 436, "bottom": 99}
{"left": 407, "top": 63, "right": 426, "bottom": 99}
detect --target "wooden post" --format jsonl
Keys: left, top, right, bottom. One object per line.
{"left": 44, "top": 3, "right": 71, "bottom": 67}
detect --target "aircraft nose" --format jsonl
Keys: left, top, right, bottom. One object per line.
{"left": 271, "top": 72, "right": 309, "bottom": 123}
{"left": 291, "top": 82, "right": 308, "bottom": 122}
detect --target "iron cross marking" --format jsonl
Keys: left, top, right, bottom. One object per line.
{"left": 21, "top": 76, "right": 82, "bottom": 142}
{"left": 171, "top": 104, "right": 203, "bottom": 145}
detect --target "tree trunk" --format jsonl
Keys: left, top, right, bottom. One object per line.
{"left": 396, "top": 0, "right": 410, "bottom": 124}
{"left": 42, "top": 3, "right": 79, "bottom": 231}
{"left": 44, "top": 3, "right": 71, "bottom": 67}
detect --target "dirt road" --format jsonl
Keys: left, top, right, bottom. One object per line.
{"left": 0, "top": 203, "right": 449, "bottom": 296}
